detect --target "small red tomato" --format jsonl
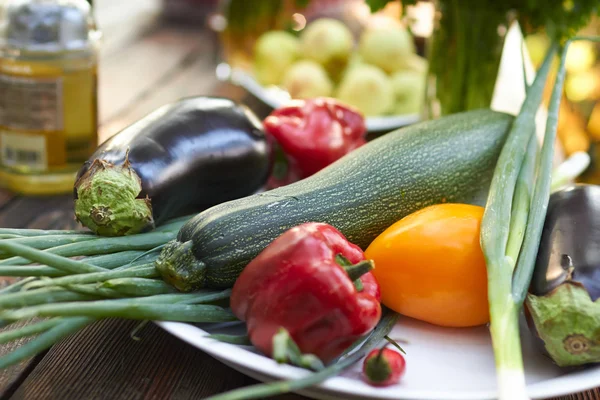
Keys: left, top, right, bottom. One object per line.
{"left": 362, "top": 347, "right": 406, "bottom": 387}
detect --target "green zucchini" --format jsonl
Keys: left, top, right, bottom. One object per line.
{"left": 156, "top": 109, "right": 513, "bottom": 291}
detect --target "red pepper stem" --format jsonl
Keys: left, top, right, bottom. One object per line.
{"left": 343, "top": 260, "right": 375, "bottom": 281}
{"left": 376, "top": 343, "right": 389, "bottom": 362}
{"left": 272, "top": 328, "right": 325, "bottom": 371}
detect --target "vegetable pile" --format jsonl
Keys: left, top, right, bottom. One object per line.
{"left": 0, "top": 11, "right": 598, "bottom": 400}
{"left": 0, "top": 105, "right": 514, "bottom": 398}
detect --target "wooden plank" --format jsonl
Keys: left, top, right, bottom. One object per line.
{"left": 0, "top": 193, "right": 75, "bottom": 397}
{"left": 0, "top": 319, "right": 47, "bottom": 399}
{"left": 9, "top": 317, "right": 599, "bottom": 400}
{"left": 0, "top": 190, "right": 18, "bottom": 214}
{"left": 95, "top": 0, "right": 162, "bottom": 58}
{"left": 9, "top": 319, "right": 305, "bottom": 400}
{"left": 98, "top": 30, "right": 220, "bottom": 141}
{"left": 26, "top": 200, "right": 81, "bottom": 231}
{"left": 98, "top": 25, "right": 205, "bottom": 126}
{"left": 0, "top": 196, "right": 73, "bottom": 229}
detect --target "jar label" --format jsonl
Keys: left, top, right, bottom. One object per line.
{"left": 0, "top": 74, "right": 64, "bottom": 132}
{"left": 0, "top": 131, "right": 47, "bottom": 171}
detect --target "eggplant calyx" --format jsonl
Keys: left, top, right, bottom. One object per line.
{"left": 525, "top": 282, "right": 600, "bottom": 367}
{"left": 155, "top": 240, "right": 207, "bottom": 292}
{"left": 74, "top": 158, "right": 154, "bottom": 236}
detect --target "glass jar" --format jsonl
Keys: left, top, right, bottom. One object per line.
{"left": 424, "top": 1, "right": 513, "bottom": 119}
{"left": 0, "top": 0, "right": 100, "bottom": 195}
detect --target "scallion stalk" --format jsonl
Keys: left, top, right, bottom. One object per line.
{"left": 480, "top": 43, "right": 557, "bottom": 400}
{"left": 0, "top": 302, "right": 237, "bottom": 323}
{"left": 505, "top": 132, "right": 538, "bottom": 269}
{"left": 512, "top": 37, "right": 600, "bottom": 304}
{"left": 0, "top": 241, "right": 107, "bottom": 273}
{"left": 0, "top": 230, "right": 177, "bottom": 266}
{"left": 0, "top": 287, "right": 101, "bottom": 309}
{"left": 101, "top": 278, "right": 176, "bottom": 296}
{"left": 0, "top": 228, "right": 87, "bottom": 237}
{"left": 22, "top": 264, "right": 158, "bottom": 290}
{"left": 0, "top": 234, "right": 96, "bottom": 258}
{"left": 0, "top": 289, "right": 232, "bottom": 369}
{"left": 0, "top": 318, "right": 63, "bottom": 344}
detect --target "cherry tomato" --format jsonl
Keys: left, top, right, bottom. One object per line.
{"left": 362, "top": 347, "right": 406, "bottom": 386}
{"left": 365, "top": 203, "right": 489, "bottom": 327}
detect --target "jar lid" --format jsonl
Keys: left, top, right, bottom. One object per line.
{"left": 0, "top": 0, "right": 99, "bottom": 53}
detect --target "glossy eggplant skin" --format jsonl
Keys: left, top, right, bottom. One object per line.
{"left": 75, "top": 97, "right": 271, "bottom": 225}
{"left": 530, "top": 184, "right": 600, "bottom": 301}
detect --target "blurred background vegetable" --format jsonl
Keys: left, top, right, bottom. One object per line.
{"left": 218, "top": 1, "right": 426, "bottom": 118}
{"left": 214, "top": 1, "right": 600, "bottom": 179}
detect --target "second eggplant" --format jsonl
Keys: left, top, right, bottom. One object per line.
{"left": 526, "top": 184, "right": 600, "bottom": 367}
{"left": 74, "top": 97, "right": 271, "bottom": 236}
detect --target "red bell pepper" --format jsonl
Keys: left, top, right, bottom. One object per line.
{"left": 230, "top": 222, "right": 381, "bottom": 364}
{"left": 263, "top": 97, "right": 366, "bottom": 186}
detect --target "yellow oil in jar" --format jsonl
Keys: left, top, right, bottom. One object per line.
{"left": 0, "top": 0, "right": 99, "bottom": 195}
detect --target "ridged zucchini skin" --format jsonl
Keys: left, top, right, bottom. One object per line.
{"left": 156, "top": 109, "right": 513, "bottom": 291}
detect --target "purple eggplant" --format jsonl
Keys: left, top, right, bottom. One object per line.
{"left": 526, "top": 184, "right": 600, "bottom": 367}
{"left": 74, "top": 97, "right": 271, "bottom": 236}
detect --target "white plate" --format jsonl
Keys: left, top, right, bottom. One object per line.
{"left": 157, "top": 316, "right": 600, "bottom": 400}
{"left": 215, "top": 63, "right": 421, "bottom": 132}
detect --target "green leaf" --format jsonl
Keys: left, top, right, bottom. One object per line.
{"left": 365, "top": 0, "right": 395, "bottom": 13}
{"left": 295, "top": 0, "right": 310, "bottom": 8}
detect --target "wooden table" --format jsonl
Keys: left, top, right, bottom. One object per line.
{"left": 0, "top": 2, "right": 597, "bottom": 399}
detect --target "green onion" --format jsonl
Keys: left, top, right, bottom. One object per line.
{"left": 0, "top": 216, "right": 187, "bottom": 239}
{"left": 505, "top": 132, "right": 538, "bottom": 269}
{"left": 0, "top": 241, "right": 107, "bottom": 273}
{"left": 0, "top": 287, "right": 101, "bottom": 309}
{"left": 0, "top": 277, "right": 37, "bottom": 295}
{"left": 0, "top": 302, "right": 237, "bottom": 323}
{"left": 0, "top": 317, "right": 92, "bottom": 369}
{"left": 22, "top": 264, "right": 158, "bottom": 290}
{"left": 0, "top": 228, "right": 86, "bottom": 237}
{"left": 0, "top": 266, "right": 68, "bottom": 277}
{"left": 480, "top": 37, "right": 600, "bottom": 400}
{"left": 0, "top": 234, "right": 27, "bottom": 239}
{"left": 63, "top": 285, "right": 125, "bottom": 299}
{"left": 0, "top": 234, "right": 96, "bottom": 257}
{"left": 0, "top": 318, "right": 63, "bottom": 344}
{"left": 207, "top": 333, "right": 252, "bottom": 345}
{"left": 0, "top": 250, "right": 154, "bottom": 277}
{"left": 0, "top": 288, "right": 232, "bottom": 369}
{"left": 511, "top": 38, "right": 600, "bottom": 304}
{"left": 82, "top": 250, "right": 151, "bottom": 269}
{"left": 480, "top": 43, "right": 557, "bottom": 399}
{"left": 101, "top": 278, "right": 176, "bottom": 296}
{"left": 0, "top": 230, "right": 177, "bottom": 266}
